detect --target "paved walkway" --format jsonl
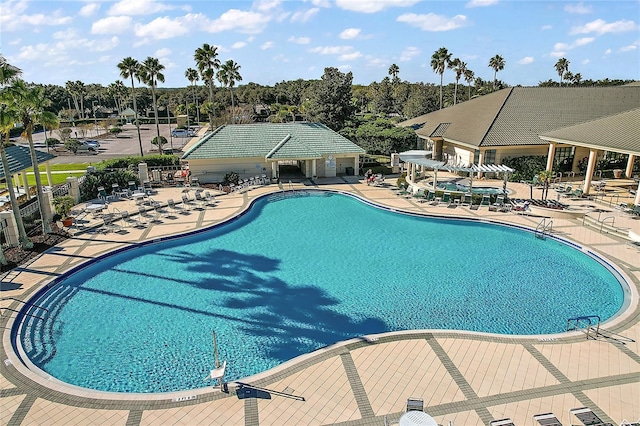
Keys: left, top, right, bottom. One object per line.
{"left": 1, "top": 177, "right": 639, "bottom": 426}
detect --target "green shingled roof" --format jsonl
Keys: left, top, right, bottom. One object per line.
{"left": 540, "top": 107, "right": 640, "bottom": 155}
{"left": 399, "top": 86, "right": 640, "bottom": 149}
{"left": 0, "top": 145, "right": 56, "bottom": 179}
{"left": 182, "top": 122, "right": 364, "bottom": 160}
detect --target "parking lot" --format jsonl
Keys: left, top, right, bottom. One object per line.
{"left": 16, "top": 123, "right": 199, "bottom": 164}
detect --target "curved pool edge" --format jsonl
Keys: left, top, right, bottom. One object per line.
{"left": 2, "top": 186, "right": 638, "bottom": 402}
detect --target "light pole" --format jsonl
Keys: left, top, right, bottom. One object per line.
{"left": 92, "top": 101, "right": 98, "bottom": 137}
{"left": 167, "top": 104, "right": 174, "bottom": 152}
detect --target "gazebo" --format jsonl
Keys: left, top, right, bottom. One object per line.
{"left": 399, "top": 150, "right": 515, "bottom": 194}
{"left": 0, "top": 145, "right": 57, "bottom": 207}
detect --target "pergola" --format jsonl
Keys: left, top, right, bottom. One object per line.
{"left": 399, "top": 150, "right": 515, "bottom": 194}
{"left": 0, "top": 145, "right": 56, "bottom": 205}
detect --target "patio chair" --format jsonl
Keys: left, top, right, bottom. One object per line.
{"left": 120, "top": 210, "right": 145, "bottom": 228}
{"left": 203, "top": 191, "right": 217, "bottom": 207}
{"left": 461, "top": 193, "right": 472, "bottom": 206}
{"left": 481, "top": 193, "right": 491, "bottom": 206}
{"left": 490, "top": 419, "right": 515, "bottom": 426}
{"left": 100, "top": 212, "right": 121, "bottom": 233}
{"left": 533, "top": 412, "right": 563, "bottom": 426}
{"left": 181, "top": 194, "right": 198, "bottom": 210}
{"left": 440, "top": 192, "right": 451, "bottom": 206}
{"left": 167, "top": 198, "right": 186, "bottom": 215}
{"left": 406, "top": 397, "right": 423, "bottom": 412}
{"left": 138, "top": 206, "right": 159, "bottom": 224}
{"left": 569, "top": 407, "right": 614, "bottom": 426}
{"left": 97, "top": 186, "right": 109, "bottom": 203}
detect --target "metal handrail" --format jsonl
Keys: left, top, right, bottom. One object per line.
{"left": 600, "top": 216, "right": 615, "bottom": 233}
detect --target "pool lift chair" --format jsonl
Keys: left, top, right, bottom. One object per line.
{"left": 204, "top": 331, "right": 226, "bottom": 391}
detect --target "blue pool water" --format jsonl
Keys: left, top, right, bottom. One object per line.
{"left": 16, "top": 191, "right": 624, "bottom": 393}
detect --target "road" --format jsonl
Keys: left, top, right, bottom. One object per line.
{"left": 15, "top": 124, "right": 196, "bottom": 165}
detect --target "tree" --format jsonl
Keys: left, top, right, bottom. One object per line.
{"left": 185, "top": 67, "right": 200, "bottom": 124}
{"left": 573, "top": 73, "right": 582, "bottom": 85}
{"left": 488, "top": 54, "right": 505, "bottom": 90}
{"left": 6, "top": 80, "right": 53, "bottom": 234}
{"left": 217, "top": 59, "right": 242, "bottom": 123}
{"left": 463, "top": 68, "right": 475, "bottom": 100}
{"left": 65, "top": 81, "right": 81, "bottom": 119}
{"left": 555, "top": 57, "right": 570, "bottom": 87}
{"left": 388, "top": 63, "right": 399, "bottom": 82}
{"left": 194, "top": 43, "right": 220, "bottom": 128}
{"left": 450, "top": 58, "right": 465, "bottom": 105}
{"left": 306, "top": 67, "right": 355, "bottom": 131}
{"left": 117, "top": 57, "right": 144, "bottom": 156}
{"left": 0, "top": 57, "right": 32, "bottom": 254}
{"left": 139, "top": 57, "right": 165, "bottom": 150}
{"left": 431, "top": 47, "right": 451, "bottom": 109}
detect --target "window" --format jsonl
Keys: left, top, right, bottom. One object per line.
{"left": 483, "top": 149, "right": 496, "bottom": 165}
{"left": 556, "top": 146, "right": 575, "bottom": 172}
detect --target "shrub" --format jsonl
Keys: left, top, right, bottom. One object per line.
{"left": 45, "top": 137, "right": 60, "bottom": 147}
{"left": 502, "top": 155, "right": 547, "bottom": 182}
{"left": 97, "top": 155, "right": 181, "bottom": 171}
{"left": 222, "top": 171, "right": 240, "bottom": 186}
{"left": 64, "top": 138, "right": 82, "bottom": 153}
{"left": 151, "top": 136, "right": 167, "bottom": 148}
{"left": 79, "top": 169, "right": 140, "bottom": 202}
{"left": 52, "top": 195, "right": 76, "bottom": 219}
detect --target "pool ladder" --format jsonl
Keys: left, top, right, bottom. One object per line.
{"left": 566, "top": 315, "right": 601, "bottom": 340}
{"left": 535, "top": 218, "right": 553, "bottom": 239}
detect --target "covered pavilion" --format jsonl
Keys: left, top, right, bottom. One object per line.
{"left": 0, "top": 145, "right": 56, "bottom": 207}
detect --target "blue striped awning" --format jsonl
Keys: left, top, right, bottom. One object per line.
{"left": 0, "top": 145, "right": 56, "bottom": 179}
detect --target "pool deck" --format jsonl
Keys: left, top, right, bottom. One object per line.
{"left": 1, "top": 177, "right": 639, "bottom": 426}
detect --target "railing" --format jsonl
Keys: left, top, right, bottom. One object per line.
{"left": 566, "top": 315, "right": 601, "bottom": 340}
{"left": 535, "top": 218, "right": 553, "bottom": 239}
{"left": 600, "top": 216, "right": 615, "bottom": 233}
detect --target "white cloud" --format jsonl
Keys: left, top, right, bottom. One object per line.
{"left": 340, "top": 28, "right": 361, "bottom": 39}
{"left": 541, "top": 24, "right": 552, "bottom": 31}
{"left": 582, "top": 58, "right": 591, "bottom": 64}
{"left": 518, "top": 56, "right": 534, "bottom": 65}
{"left": 291, "top": 7, "right": 319, "bottom": 23}
{"left": 272, "top": 53, "right": 289, "bottom": 63}
{"left": 551, "top": 36, "right": 595, "bottom": 56}
{"left": 397, "top": 13, "right": 468, "bottom": 31}
{"left": 310, "top": 0, "right": 331, "bottom": 8}
{"left": 134, "top": 16, "right": 190, "bottom": 39}
{"left": 254, "top": 0, "right": 282, "bottom": 13}
{"left": 619, "top": 44, "right": 637, "bottom": 52}
{"left": 399, "top": 46, "right": 420, "bottom": 61}
{"left": 570, "top": 19, "right": 637, "bottom": 35}
{"left": 550, "top": 51, "right": 565, "bottom": 58}
{"left": 108, "top": 0, "right": 173, "bottom": 16}
{"left": 604, "top": 48, "right": 612, "bottom": 55}
{"left": 288, "top": 36, "right": 311, "bottom": 44}
{"left": 574, "top": 37, "right": 595, "bottom": 47}
{"left": 309, "top": 45, "right": 354, "bottom": 55}
{"left": 206, "top": 9, "right": 271, "bottom": 34}
{"left": 155, "top": 47, "right": 171, "bottom": 57}
{"left": 335, "top": 0, "right": 419, "bottom": 13}
{"left": 337, "top": 64, "right": 352, "bottom": 72}
{"left": 261, "top": 41, "right": 275, "bottom": 49}
{"left": 0, "top": 5, "right": 72, "bottom": 32}
{"left": 366, "top": 57, "right": 388, "bottom": 69}
{"left": 339, "top": 51, "right": 362, "bottom": 61}
{"left": 564, "top": 2, "right": 592, "bottom": 15}
{"left": 232, "top": 41, "right": 247, "bottom": 49}
{"left": 16, "top": 43, "right": 50, "bottom": 61}
{"left": 79, "top": 3, "right": 101, "bottom": 17}
{"left": 91, "top": 16, "right": 132, "bottom": 35}
{"left": 465, "top": 0, "right": 498, "bottom": 8}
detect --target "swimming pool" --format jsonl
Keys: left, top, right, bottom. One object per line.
{"left": 14, "top": 191, "right": 625, "bottom": 393}
{"left": 436, "top": 182, "right": 507, "bottom": 194}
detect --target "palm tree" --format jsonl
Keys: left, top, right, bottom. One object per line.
{"left": 431, "top": 47, "right": 451, "bottom": 109}
{"left": 388, "top": 63, "right": 400, "bottom": 81}
{"left": 217, "top": 59, "right": 242, "bottom": 123}
{"left": 464, "top": 68, "right": 475, "bottom": 100}
{"left": 0, "top": 57, "right": 32, "bottom": 253}
{"left": 555, "top": 57, "right": 570, "bottom": 87}
{"left": 65, "top": 81, "right": 81, "bottom": 119}
{"left": 450, "top": 58, "right": 465, "bottom": 105}
{"left": 6, "top": 80, "right": 53, "bottom": 234}
{"left": 185, "top": 68, "right": 200, "bottom": 124}
{"left": 194, "top": 43, "right": 220, "bottom": 127}
{"left": 107, "top": 80, "right": 127, "bottom": 114}
{"left": 117, "top": 57, "right": 144, "bottom": 156}
{"left": 139, "top": 57, "right": 165, "bottom": 149}
{"left": 573, "top": 73, "right": 582, "bottom": 85}
{"left": 488, "top": 54, "right": 505, "bottom": 91}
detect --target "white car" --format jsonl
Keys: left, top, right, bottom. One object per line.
{"left": 172, "top": 129, "right": 195, "bottom": 138}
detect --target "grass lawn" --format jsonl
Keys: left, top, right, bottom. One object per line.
{"left": 8, "top": 163, "right": 91, "bottom": 187}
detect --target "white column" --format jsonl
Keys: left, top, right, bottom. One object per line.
{"left": 312, "top": 159, "right": 317, "bottom": 178}
{"left": 0, "top": 211, "right": 19, "bottom": 247}
{"left": 271, "top": 162, "right": 278, "bottom": 180}
{"left": 46, "top": 162, "right": 53, "bottom": 187}
{"left": 625, "top": 154, "right": 635, "bottom": 179}
{"left": 477, "top": 151, "right": 485, "bottom": 179}
{"left": 410, "top": 163, "right": 416, "bottom": 183}
{"left": 21, "top": 171, "right": 30, "bottom": 200}
{"left": 546, "top": 142, "right": 556, "bottom": 172}
{"left": 353, "top": 157, "right": 359, "bottom": 177}
{"left": 41, "top": 190, "right": 55, "bottom": 223}
{"left": 635, "top": 180, "right": 640, "bottom": 205}
{"left": 582, "top": 149, "right": 598, "bottom": 194}
{"left": 138, "top": 162, "right": 149, "bottom": 182}
{"left": 67, "top": 176, "right": 81, "bottom": 203}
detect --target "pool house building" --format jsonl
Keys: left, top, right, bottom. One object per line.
{"left": 181, "top": 122, "right": 365, "bottom": 183}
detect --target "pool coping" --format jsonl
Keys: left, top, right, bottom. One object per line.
{"left": 2, "top": 186, "right": 638, "bottom": 406}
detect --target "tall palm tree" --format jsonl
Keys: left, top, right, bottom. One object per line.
{"left": 75, "top": 80, "right": 87, "bottom": 118}
{"left": 117, "top": 57, "right": 144, "bottom": 156}
{"left": 139, "top": 57, "right": 165, "bottom": 149}
{"left": 7, "top": 80, "right": 53, "bottom": 234}
{"left": 431, "top": 47, "right": 451, "bottom": 109}
{"left": 450, "top": 58, "right": 465, "bottom": 105}
{"left": 107, "top": 80, "right": 127, "bottom": 114}
{"left": 555, "top": 57, "right": 570, "bottom": 87}
{"left": 194, "top": 43, "right": 220, "bottom": 127}
{"left": 217, "top": 59, "right": 242, "bottom": 123}
{"left": 488, "top": 54, "right": 505, "bottom": 91}
{"left": 65, "top": 81, "right": 81, "bottom": 119}
{"left": 573, "top": 72, "right": 582, "bottom": 85}
{"left": 464, "top": 68, "right": 475, "bottom": 100}
{"left": 0, "top": 57, "right": 31, "bottom": 252}
{"left": 388, "top": 63, "right": 399, "bottom": 81}
{"left": 185, "top": 67, "right": 200, "bottom": 124}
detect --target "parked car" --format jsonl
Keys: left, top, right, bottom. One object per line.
{"left": 83, "top": 140, "right": 100, "bottom": 148}
{"left": 76, "top": 145, "right": 98, "bottom": 155}
{"left": 172, "top": 129, "right": 197, "bottom": 138}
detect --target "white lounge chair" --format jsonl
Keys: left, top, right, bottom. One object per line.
{"left": 533, "top": 412, "right": 563, "bottom": 426}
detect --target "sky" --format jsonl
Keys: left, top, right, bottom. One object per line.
{"left": 1, "top": 0, "right": 639, "bottom": 89}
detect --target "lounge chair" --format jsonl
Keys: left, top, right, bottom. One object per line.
{"left": 481, "top": 194, "right": 491, "bottom": 207}
{"left": 138, "top": 206, "right": 159, "bottom": 223}
{"left": 490, "top": 419, "right": 515, "bottom": 426}
{"left": 424, "top": 190, "right": 435, "bottom": 204}
{"left": 406, "top": 397, "right": 423, "bottom": 412}
{"left": 440, "top": 192, "right": 451, "bottom": 206}
{"left": 556, "top": 185, "right": 572, "bottom": 194}
{"left": 569, "top": 407, "right": 614, "bottom": 426}
{"left": 533, "top": 412, "right": 563, "bottom": 426}
{"left": 461, "top": 193, "right": 472, "bottom": 206}
{"left": 100, "top": 212, "right": 121, "bottom": 233}
{"left": 167, "top": 198, "right": 186, "bottom": 214}
{"left": 181, "top": 194, "right": 198, "bottom": 210}
{"left": 120, "top": 210, "right": 144, "bottom": 228}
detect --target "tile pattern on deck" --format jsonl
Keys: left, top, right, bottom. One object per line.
{"left": 1, "top": 177, "right": 639, "bottom": 425}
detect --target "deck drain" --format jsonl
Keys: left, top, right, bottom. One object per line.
{"left": 172, "top": 395, "right": 197, "bottom": 402}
